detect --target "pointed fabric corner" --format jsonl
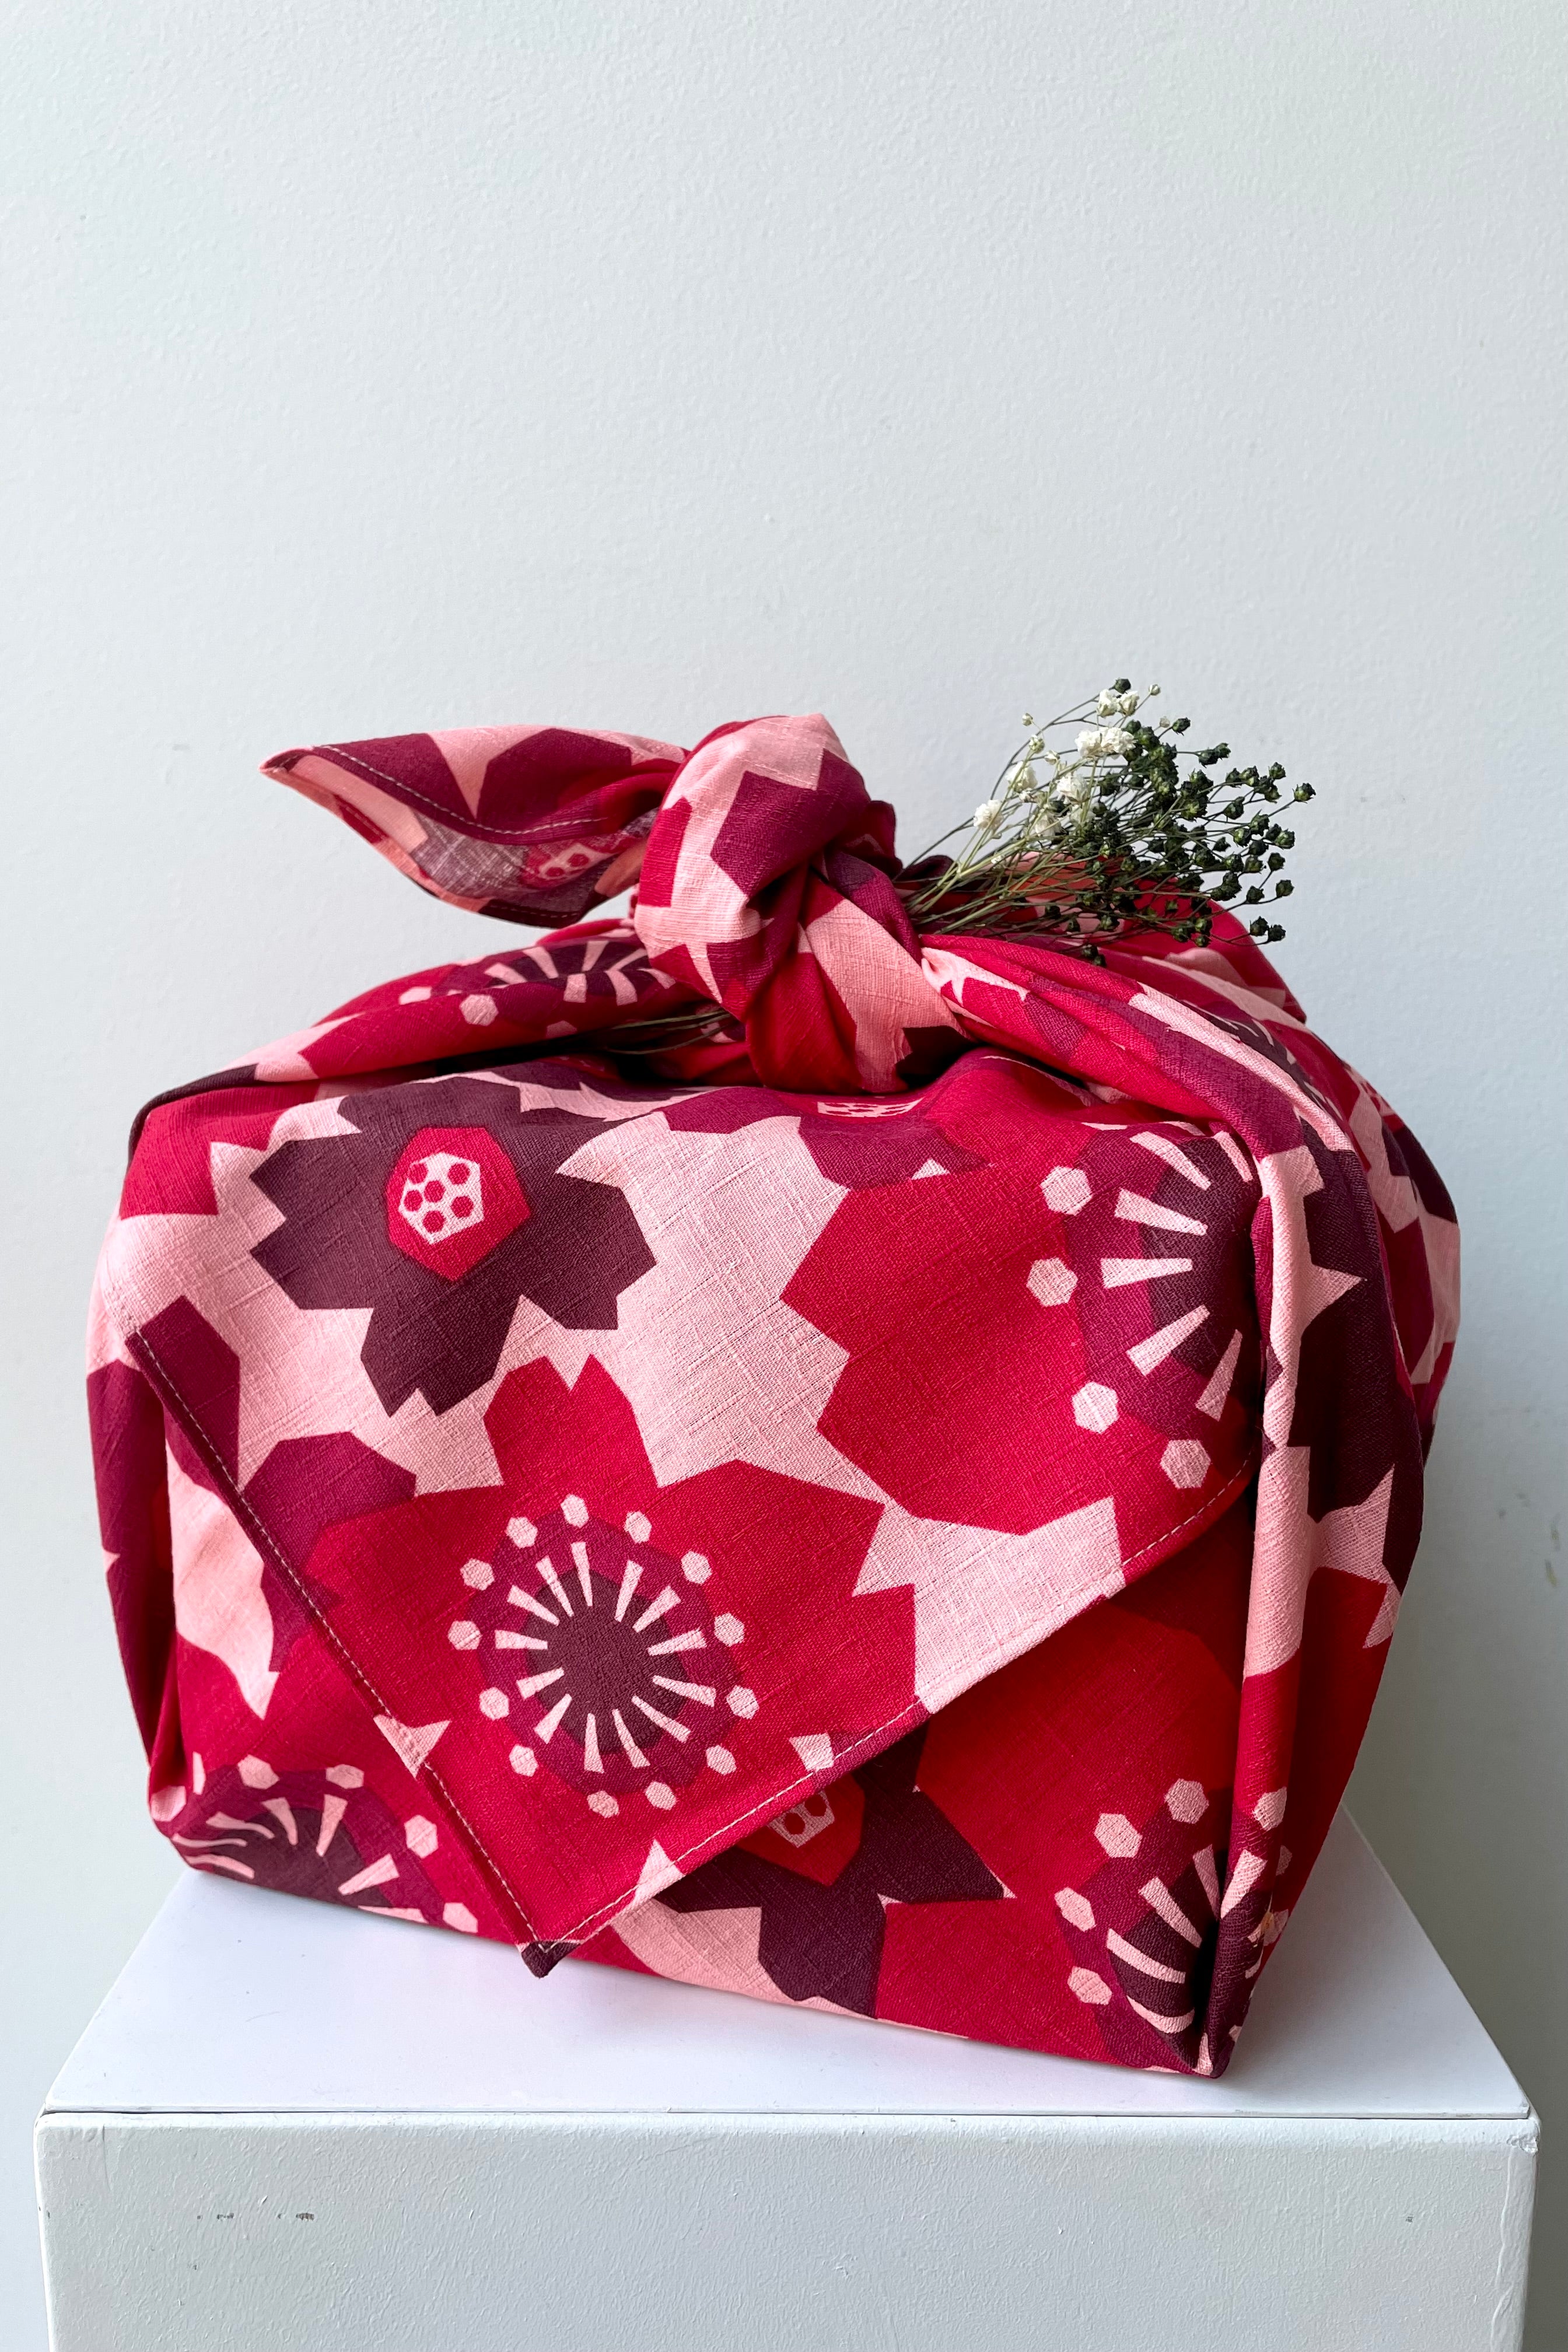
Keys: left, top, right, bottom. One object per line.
{"left": 375, "top": 1716, "right": 451, "bottom": 1777}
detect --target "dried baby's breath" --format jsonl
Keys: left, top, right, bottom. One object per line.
{"left": 905, "top": 682, "right": 1314, "bottom": 964}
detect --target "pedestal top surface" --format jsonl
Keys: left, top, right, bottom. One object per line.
{"left": 46, "top": 1811, "right": 1527, "bottom": 2124}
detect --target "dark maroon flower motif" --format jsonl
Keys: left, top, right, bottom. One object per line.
{"left": 660, "top": 1083, "right": 985, "bottom": 1190}
{"left": 660, "top": 1727, "right": 1004, "bottom": 2015}
{"left": 168, "top": 1759, "right": 453, "bottom": 1926}
{"left": 450, "top": 1497, "right": 743, "bottom": 1802}
{"left": 1051, "top": 1777, "right": 1275, "bottom": 2073}
{"left": 1062, "top": 1122, "right": 1262, "bottom": 1441}
{"left": 251, "top": 1075, "right": 654, "bottom": 1414}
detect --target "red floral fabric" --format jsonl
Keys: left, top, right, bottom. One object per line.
{"left": 89, "top": 713, "right": 1458, "bottom": 2074}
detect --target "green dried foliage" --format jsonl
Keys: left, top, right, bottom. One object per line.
{"left": 904, "top": 682, "right": 1313, "bottom": 964}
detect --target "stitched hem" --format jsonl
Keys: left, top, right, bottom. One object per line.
{"left": 102, "top": 1248, "right": 1257, "bottom": 1954}
{"left": 267, "top": 746, "right": 679, "bottom": 846}
{"left": 122, "top": 1307, "right": 544, "bottom": 1944}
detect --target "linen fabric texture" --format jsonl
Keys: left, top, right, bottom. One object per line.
{"left": 88, "top": 713, "right": 1458, "bottom": 2076}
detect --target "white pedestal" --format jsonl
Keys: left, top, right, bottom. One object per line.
{"left": 35, "top": 1813, "right": 1535, "bottom": 2352}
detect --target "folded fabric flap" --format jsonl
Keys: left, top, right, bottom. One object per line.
{"left": 582, "top": 1492, "right": 1376, "bottom": 2076}
{"left": 96, "top": 1034, "right": 1275, "bottom": 1955}
{"left": 264, "top": 726, "right": 687, "bottom": 927}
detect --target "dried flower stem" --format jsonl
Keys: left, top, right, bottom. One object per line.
{"left": 904, "top": 681, "right": 1314, "bottom": 963}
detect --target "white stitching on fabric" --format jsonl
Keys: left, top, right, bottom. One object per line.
{"left": 268, "top": 743, "right": 681, "bottom": 846}
{"left": 119, "top": 1303, "right": 547, "bottom": 1945}
{"left": 550, "top": 1454, "right": 1258, "bottom": 1945}
{"left": 103, "top": 1255, "right": 1255, "bottom": 1952}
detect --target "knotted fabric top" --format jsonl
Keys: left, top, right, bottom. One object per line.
{"left": 265, "top": 713, "right": 958, "bottom": 1091}
{"left": 249, "top": 706, "right": 1460, "bottom": 1689}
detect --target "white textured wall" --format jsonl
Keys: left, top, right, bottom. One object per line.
{"left": 5, "top": 4, "right": 1563, "bottom": 2342}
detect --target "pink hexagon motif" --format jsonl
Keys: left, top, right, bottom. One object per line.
{"left": 1027, "top": 1256, "right": 1077, "bottom": 1307}
{"left": 1095, "top": 1810, "right": 1142, "bottom": 1857}
{"left": 384, "top": 1126, "right": 529, "bottom": 1282}
{"left": 1073, "top": 1381, "right": 1119, "bottom": 1433}
{"left": 765, "top": 1790, "right": 838, "bottom": 1849}
{"left": 1042, "top": 1166, "right": 1092, "bottom": 1214}
{"left": 1164, "top": 1778, "right": 1209, "bottom": 1824}
{"left": 1160, "top": 1438, "right": 1211, "bottom": 1489}
{"left": 399, "top": 1150, "right": 485, "bottom": 1243}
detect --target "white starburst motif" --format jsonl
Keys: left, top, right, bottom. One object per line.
{"left": 458, "top": 1502, "right": 747, "bottom": 1812}
{"left": 1057, "top": 1778, "right": 1242, "bottom": 2066}
{"left": 1054, "top": 1126, "right": 1259, "bottom": 1482}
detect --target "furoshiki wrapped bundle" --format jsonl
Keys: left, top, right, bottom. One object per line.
{"left": 88, "top": 710, "right": 1457, "bottom": 2074}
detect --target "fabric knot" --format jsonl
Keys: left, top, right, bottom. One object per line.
{"left": 633, "top": 714, "right": 960, "bottom": 1092}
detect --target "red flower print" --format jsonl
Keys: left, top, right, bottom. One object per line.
{"left": 1051, "top": 1778, "right": 1232, "bottom": 2070}
{"left": 302, "top": 1353, "right": 919, "bottom": 1952}
{"left": 785, "top": 1057, "right": 1261, "bottom": 1541}
{"left": 1056, "top": 1120, "right": 1261, "bottom": 1446}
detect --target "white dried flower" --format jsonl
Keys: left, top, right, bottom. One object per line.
{"left": 902, "top": 678, "right": 1306, "bottom": 961}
